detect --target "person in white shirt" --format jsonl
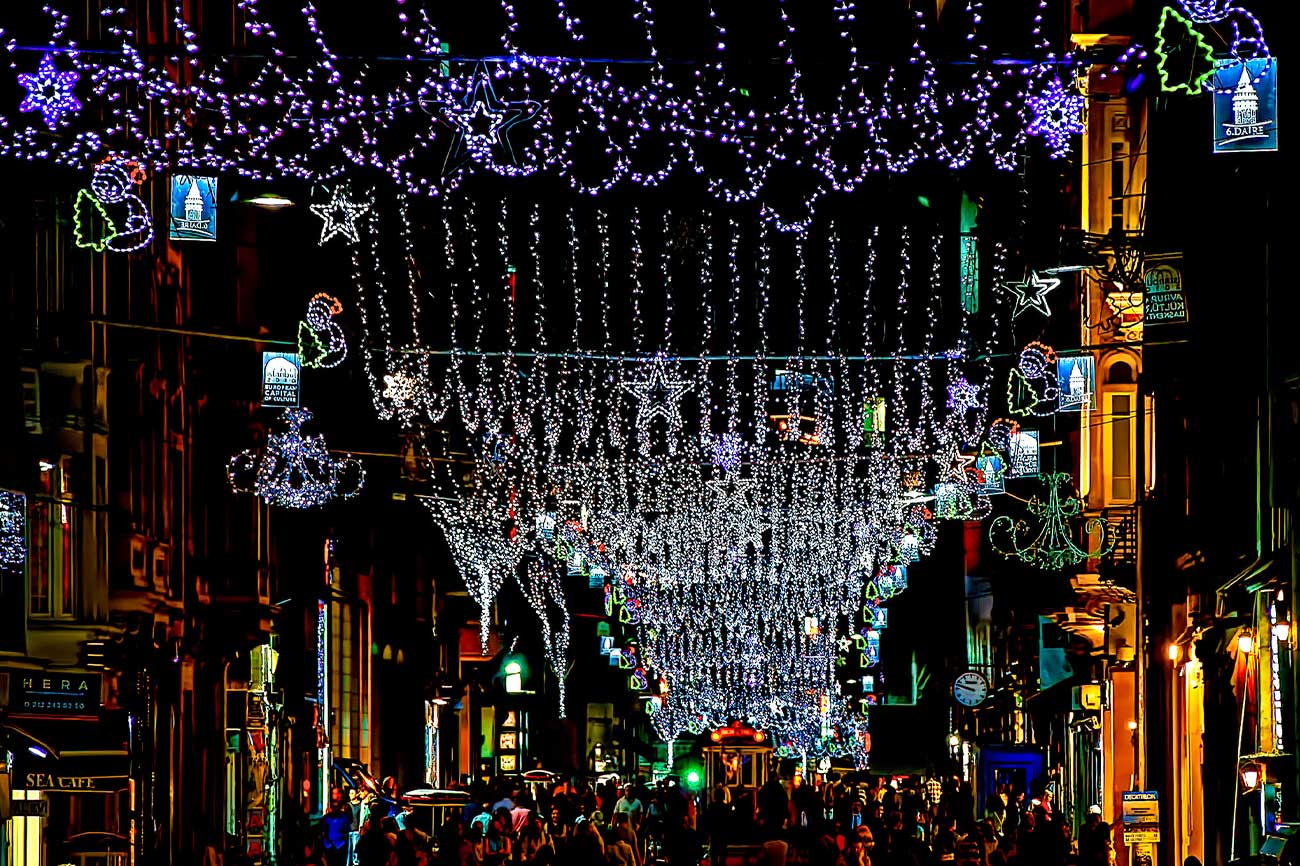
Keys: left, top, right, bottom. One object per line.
{"left": 614, "top": 785, "right": 644, "bottom": 829}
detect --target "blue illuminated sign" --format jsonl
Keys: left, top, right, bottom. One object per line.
{"left": 169, "top": 175, "right": 219, "bottom": 241}
{"left": 1213, "top": 59, "right": 1278, "bottom": 154}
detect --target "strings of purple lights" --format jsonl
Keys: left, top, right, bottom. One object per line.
{"left": 1, "top": 0, "right": 1099, "bottom": 229}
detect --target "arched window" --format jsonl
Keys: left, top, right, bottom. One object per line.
{"left": 1107, "top": 360, "right": 1134, "bottom": 384}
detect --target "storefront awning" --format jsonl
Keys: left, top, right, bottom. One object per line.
{"left": 6, "top": 716, "right": 130, "bottom": 794}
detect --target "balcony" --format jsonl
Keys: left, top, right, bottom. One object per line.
{"left": 1093, "top": 505, "right": 1137, "bottom": 584}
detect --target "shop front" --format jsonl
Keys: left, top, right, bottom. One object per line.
{"left": 2, "top": 667, "right": 131, "bottom": 866}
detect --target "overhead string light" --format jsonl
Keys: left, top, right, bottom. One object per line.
{"left": 347, "top": 197, "right": 999, "bottom": 752}
{"left": 0, "top": 2, "right": 1122, "bottom": 231}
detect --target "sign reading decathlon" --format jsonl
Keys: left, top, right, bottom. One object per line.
{"left": 261, "top": 352, "right": 302, "bottom": 408}
{"left": 1213, "top": 58, "right": 1278, "bottom": 154}
{"left": 1121, "top": 790, "right": 1161, "bottom": 844}
{"left": 5, "top": 670, "right": 102, "bottom": 716}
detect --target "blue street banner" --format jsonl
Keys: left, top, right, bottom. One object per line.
{"left": 261, "top": 352, "right": 301, "bottom": 408}
{"left": 169, "top": 175, "right": 219, "bottom": 241}
{"left": 1213, "top": 58, "right": 1278, "bottom": 154}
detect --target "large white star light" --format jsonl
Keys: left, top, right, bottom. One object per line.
{"left": 310, "top": 184, "right": 370, "bottom": 245}
{"left": 1002, "top": 270, "right": 1060, "bottom": 319}
{"left": 440, "top": 65, "right": 542, "bottom": 174}
{"left": 621, "top": 354, "right": 695, "bottom": 451}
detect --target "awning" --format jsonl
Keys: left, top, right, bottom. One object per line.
{"left": 6, "top": 715, "right": 130, "bottom": 794}
{"left": 1216, "top": 552, "right": 1282, "bottom": 616}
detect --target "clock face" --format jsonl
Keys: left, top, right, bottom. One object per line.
{"left": 953, "top": 672, "right": 989, "bottom": 707}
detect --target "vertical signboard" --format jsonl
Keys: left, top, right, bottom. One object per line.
{"left": 261, "top": 352, "right": 301, "bottom": 408}
{"left": 1144, "top": 263, "right": 1188, "bottom": 325}
{"left": 1056, "top": 355, "right": 1096, "bottom": 413}
{"left": 1213, "top": 58, "right": 1278, "bottom": 153}
{"left": 169, "top": 175, "right": 219, "bottom": 241}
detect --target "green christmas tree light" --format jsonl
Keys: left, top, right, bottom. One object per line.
{"left": 1156, "top": 6, "right": 1216, "bottom": 95}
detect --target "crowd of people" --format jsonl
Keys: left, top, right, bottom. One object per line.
{"left": 288, "top": 770, "right": 1119, "bottom": 866}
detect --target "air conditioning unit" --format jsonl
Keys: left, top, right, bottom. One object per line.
{"left": 129, "top": 534, "right": 149, "bottom": 587}
{"left": 151, "top": 543, "right": 172, "bottom": 593}
{"left": 256, "top": 567, "right": 272, "bottom": 606}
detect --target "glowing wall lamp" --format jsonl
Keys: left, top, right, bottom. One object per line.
{"left": 504, "top": 660, "right": 524, "bottom": 695}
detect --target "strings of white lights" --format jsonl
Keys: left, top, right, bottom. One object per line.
{"left": 352, "top": 195, "right": 996, "bottom": 750}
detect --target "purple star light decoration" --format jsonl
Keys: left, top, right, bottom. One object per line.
{"left": 440, "top": 65, "right": 542, "bottom": 174}
{"left": 17, "top": 53, "right": 82, "bottom": 129}
{"left": 1026, "top": 77, "right": 1085, "bottom": 157}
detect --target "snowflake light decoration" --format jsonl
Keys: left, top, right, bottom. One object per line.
{"left": 1026, "top": 77, "right": 1086, "bottom": 157}
{"left": 710, "top": 432, "right": 746, "bottom": 472}
{"left": 228, "top": 408, "right": 364, "bottom": 508}
{"left": 17, "top": 53, "right": 81, "bottom": 128}
{"left": 947, "top": 376, "right": 982, "bottom": 413}
{"left": 989, "top": 473, "right": 1113, "bottom": 570}
{"left": 298, "top": 293, "right": 348, "bottom": 368}
{"left": 310, "top": 185, "right": 370, "bottom": 245}
{"left": 0, "top": 491, "right": 27, "bottom": 569}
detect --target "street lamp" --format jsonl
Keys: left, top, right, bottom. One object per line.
{"left": 1167, "top": 643, "right": 1180, "bottom": 662}
{"left": 504, "top": 660, "right": 524, "bottom": 695}
{"left": 1241, "top": 762, "right": 1263, "bottom": 791}
{"left": 1272, "top": 621, "right": 1291, "bottom": 643}
{"left": 1238, "top": 631, "right": 1256, "bottom": 655}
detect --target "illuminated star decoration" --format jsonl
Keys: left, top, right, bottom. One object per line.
{"left": 621, "top": 354, "right": 695, "bottom": 453}
{"left": 17, "top": 53, "right": 82, "bottom": 128}
{"left": 441, "top": 65, "right": 542, "bottom": 174}
{"left": 946, "top": 376, "right": 982, "bottom": 413}
{"left": 1002, "top": 271, "right": 1060, "bottom": 318}
{"left": 1025, "top": 77, "right": 1086, "bottom": 157}
{"left": 310, "top": 184, "right": 370, "bottom": 245}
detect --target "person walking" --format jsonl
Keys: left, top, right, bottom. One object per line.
{"left": 320, "top": 787, "right": 353, "bottom": 866}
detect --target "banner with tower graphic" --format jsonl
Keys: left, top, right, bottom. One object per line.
{"left": 1213, "top": 58, "right": 1278, "bottom": 154}
{"left": 1056, "top": 354, "right": 1096, "bottom": 413}
{"left": 169, "top": 175, "right": 219, "bottom": 241}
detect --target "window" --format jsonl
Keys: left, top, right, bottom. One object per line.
{"left": 29, "top": 462, "right": 76, "bottom": 618}
{"left": 1110, "top": 143, "right": 1126, "bottom": 231}
{"left": 1109, "top": 393, "right": 1134, "bottom": 502}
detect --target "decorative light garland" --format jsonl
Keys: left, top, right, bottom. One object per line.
{"left": 16, "top": 53, "right": 80, "bottom": 129}
{"left": 228, "top": 408, "right": 365, "bottom": 508}
{"left": 1155, "top": 6, "right": 1218, "bottom": 95}
{"left": 298, "top": 293, "right": 349, "bottom": 369}
{"left": 1025, "top": 77, "right": 1086, "bottom": 157}
{"left": 72, "top": 162, "right": 154, "bottom": 254}
{"left": 311, "top": 185, "right": 371, "bottom": 245}
{"left": 344, "top": 197, "right": 1010, "bottom": 753}
{"left": 989, "top": 472, "right": 1113, "bottom": 570}
{"left": 0, "top": 3, "right": 1129, "bottom": 232}
{"left": 1001, "top": 271, "right": 1060, "bottom": 319}
{"left": 0, "top": 491, "right": 26, "bottom": 569}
